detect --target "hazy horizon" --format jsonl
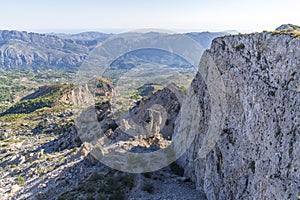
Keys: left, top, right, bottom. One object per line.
{"left": 0, "top": 28, "right": 239, "bottom": 35}
{"left": 1, "top": 0, "right": 299, "bottom": 34}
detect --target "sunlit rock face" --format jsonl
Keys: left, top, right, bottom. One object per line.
{"left": 178, "top": 30, "right": 300, "bottom": 199}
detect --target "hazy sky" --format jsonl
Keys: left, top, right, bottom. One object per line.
{"left": 1, "top": 0, "right": 299, "bottom": 33}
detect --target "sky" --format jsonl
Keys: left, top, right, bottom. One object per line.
{"left": 0, "top": 0, "right": 299, "bottom": 33}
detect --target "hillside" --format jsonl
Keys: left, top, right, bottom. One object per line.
{"left": 0, "top": 70, "right": 76, "bottom": 113}
{"left": 0, "top": 84, "right": 73, "bottom": 116}
{"left": 0, "top": 78, "right": 206, "bottom": 199}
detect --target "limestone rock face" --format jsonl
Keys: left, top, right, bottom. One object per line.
{"left": 178, "top": 32, "right": 300, "bottom": 199}
{"left": 131, "top": 84, "right": 182, "bottom": 139}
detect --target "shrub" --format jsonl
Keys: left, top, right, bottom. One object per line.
{"left": 10, "top": 164, "right": 17, "bottom": 169}
{"left": 57, "top": 195, "right": 65, "bottom": 200}
{"left": 235, "top": 43, "right": 245, "bottom": 51}
{"left": 109, "top": 190, "right": 125, "bottom": 200}
{"left": 249, "top": 160, "right": 255, "bottom": 174}
{"left": 142, "top": 183, "right": 154, "bottom": 194}
{"left": 17, "top": 175, "right": 26, "bottom": 186}
{"left": 142, "top": 172, "right": 153, "bottom": 179}
{"left": 87, "top": 195, "right": 95, "bottom": 200}
{"left": 170, "top": 162, "right": 184, "bottom": 176}
{"left": 37, "top": 168, "right": 45, "bottom": 175}
{"left": 122, "top": 175, "right": 134, "bottom": 189}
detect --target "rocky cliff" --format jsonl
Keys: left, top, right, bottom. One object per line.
{"left": 178, "top": 29, "right": 299, "bottom": 199}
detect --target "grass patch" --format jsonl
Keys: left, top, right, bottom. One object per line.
{"left": 17, "top": 175, "right": 26, "bottom": 186}
{"left": 4, "top": 138, "right": 21, "bottom": 143}
{"left": 0, "top": 113, "right": 27, "bottom": 121}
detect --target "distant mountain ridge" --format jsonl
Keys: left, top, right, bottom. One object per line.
{"left": 0, "top": 30, "right": 91, "bottom": 70}
{"left": 52, "top": 31, "right": 112, "bottom": 41}
{"left": 186, "top": 31, "right": 228, "bottom": 49}
{"left": 0, "top": 30, "right": 228, "bottom": 71}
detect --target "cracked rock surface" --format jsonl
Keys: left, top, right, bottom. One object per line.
{"left": 178, "top": 32, "right": 299, "bottom": 199}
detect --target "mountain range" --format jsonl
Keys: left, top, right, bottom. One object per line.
{"left": 0, "top": 30, "right": 227, "bottom": 70}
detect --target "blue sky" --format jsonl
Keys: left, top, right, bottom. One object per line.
{"left": 1, "top": 0, "right": 299, "bottom": 33}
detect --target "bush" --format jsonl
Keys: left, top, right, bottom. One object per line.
{"left": 17, "top": 175, "right": 26, "bottom": 186}
{"left": 87, "top": 194, "right": 95, "bottom": 200}
{"left": 109, "top": 190, "right": 125, "bottom": 200}
{"left": 235, "top": 43, "right": 245, "bottom": 51}
{"left": 142, "top": 172, "right": 152, "bottom": 179}
{"left": 57, "top": 195, "right": 65, "bottom": 200}
{"left": 88, "top": 172, "right": 103, "bottom": 181}
{"left": 122, "top": 175, "right": 134, "bottom": 189}
{"left": 142, "top": 183, "right": 154, "bottom": 194}
{"left": 170, "top": 162, "right": 184, "bottom": 176}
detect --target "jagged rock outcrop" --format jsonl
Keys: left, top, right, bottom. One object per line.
{"left": 131, "top": 83, "right": 182, "bottom": 139}
{"left": 178, "top": 30, "right": 299, "bottom": 199}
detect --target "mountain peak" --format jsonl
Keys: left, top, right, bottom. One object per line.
{"left": 275, "top": 24, "right": 300, "bottom": 31}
